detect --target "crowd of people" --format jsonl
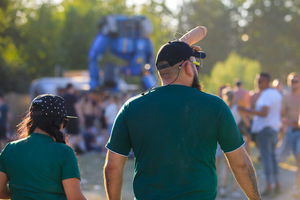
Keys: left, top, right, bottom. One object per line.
{"left": 0, "top": 86, "right": 135, "bottom": 199}
{"left": 0, "top": 40, "right": 299, "bottom": 199}
{"left": 0, "top": 70, "right": 299, "bottom": 199}
{"left": 216, "top": 72, "right": 300, "bottom": 199}
{"left": 0, "top": 83, "right": 135, "bottom": 156}
{"left": 58, "top": 83, "right": 134, "bottom": 156}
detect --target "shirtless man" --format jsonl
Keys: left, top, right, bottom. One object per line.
{"left": 248, "top": 77, "right": 262, "bottom": 146}
{"left": 233, "top": 80, "right": 251, "bottom": 108}
{"left": 281, "top": 72, "right": 300, "bottom": 197}
{"left": 233, "top": 80, "right": 251, "bottom": 153}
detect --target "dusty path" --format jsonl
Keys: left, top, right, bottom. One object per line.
{"left": 79, "top": 151, "right": 299, "bottom": 200}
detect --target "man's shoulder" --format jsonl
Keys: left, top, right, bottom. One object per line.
{"left": 261, "top": 88, "right": 282, "bottom": 102}
{"left": 62, "top": 93, "right": 77, "bottom": 101}
{"left": 122, "top": 93, "right": 146, "bottom": 108}
{"left": 284, "top": 91, "right": 300, "bottom": 98}
{"left": 263, "top": 88, "right": 281, "bottom": 95}
{"left": 125, "top": 86, "right": 222, "bottom": 105}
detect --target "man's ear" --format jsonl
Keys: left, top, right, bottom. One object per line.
{"left": 184, "top": 62, "right": 194, "bottom": 78}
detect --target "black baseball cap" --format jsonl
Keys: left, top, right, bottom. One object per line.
{"left": 29, "top": 94, "right": 77, "bottom": 119}
{"left": 155, "top": 41, "right": 206, "bottom": 70}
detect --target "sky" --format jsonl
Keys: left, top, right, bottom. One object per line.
{"left": 48, "top": 0, "right": 183, "bottom": 12}
{"left": 126, "top": 0, "right": 183, "bottom": 11}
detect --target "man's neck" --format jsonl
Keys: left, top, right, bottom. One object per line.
{"left": 261, "top": 86, "right": 269, "bottom": 91}
{"left": 161, "top": 79, "right": 191, "bottom": 87}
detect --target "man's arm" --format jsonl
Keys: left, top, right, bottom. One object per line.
{"left": 239, "top": 105, "right": 269, "bottom": 117}
{"left": 298, "top": 112, "right": 300, "bottom": 128}
{"left": 250, "top": 105, "right": 269, "bottom": 117}
{"left": 103, "top": 150, "right": 128, "bottom": 200}
{"left": 225, "top": 146, "right": 261, "bottom": 200}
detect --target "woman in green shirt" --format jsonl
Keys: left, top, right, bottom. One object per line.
{"left": 0, "top": 94, "right": 86, "bottom": 200}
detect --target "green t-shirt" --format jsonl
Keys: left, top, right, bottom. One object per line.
{"left": 107, "top": 85, "right": 244, "bottom": 200}
{"left": 0, "top": 133, "right": 80, "bottom": 200}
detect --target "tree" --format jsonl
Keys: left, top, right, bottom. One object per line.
{"left": 177, "top": 0, "right": 240, "bottom": 74}
{"left": 203, "top": 52, "right": 261, "bottom": 94}
{"left": 58, "top": 0, "right": 134, "bottom": 71}
{"left": 20, "top": 3, "right": 61, "bottom": 77}
{"left": 138, "top": 0, "right": 174, "bottom": 52}
{"left": 0, "top": 0, "right": 30, "bottom": 92}
{"left": 233, "top": 0, "right": 300, "bottom": 81}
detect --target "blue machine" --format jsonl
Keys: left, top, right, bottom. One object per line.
{"left": 88, "top": 15, "right": 156, "bottom": 91}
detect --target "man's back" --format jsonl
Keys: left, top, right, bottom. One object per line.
{"left": 283, "top": 92, "right": 300, "bottom": 122}
{"left": 0, "top": 133, "right": 80, "bottom": 200}
{"left": 253, "top": 88, "right": 282, "bottom": 132}
{"left": 107, "top": 85, "right": 244, "bottom": 199}
{"left": 62, "top": 93, "right": 78, "bottom": 116}
{"left": 234, "top": 87, "right": 250, "bottom": 108}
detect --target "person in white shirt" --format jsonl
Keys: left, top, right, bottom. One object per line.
{"left": 105, "top": 94, "right": 119, "bottom": 136}
{"left": 240, "top": 72, "right": 282, "bottom": 196}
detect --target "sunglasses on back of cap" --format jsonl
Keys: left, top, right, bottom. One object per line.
{"left": 179, "top": 60, "right": 201, "bottom": 71}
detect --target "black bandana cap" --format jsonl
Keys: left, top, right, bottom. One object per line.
{"left": 29, "top": 94, "right": 77, "bottom": 119}
{"left": 155, "top": 41, "right": 206, "bottom": 70}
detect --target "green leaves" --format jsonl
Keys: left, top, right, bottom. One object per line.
{"left": 203, "top": 52, "right": 261, "bottom": 94}
{"left": 2, "top": 0, "right": 300, "bottom": 93}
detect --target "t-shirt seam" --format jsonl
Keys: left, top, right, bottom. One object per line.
{"left": 223, "top": 141, "right": 245, "bottom": 153}
{"left": 106, "top": 147, "right": 128, "bottom": 157}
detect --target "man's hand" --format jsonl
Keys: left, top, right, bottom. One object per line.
{"left": 190, "top": 45, "right": 202, "bottom": 52}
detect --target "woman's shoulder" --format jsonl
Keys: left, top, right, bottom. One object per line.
{"left": 7, "top": 137, "right": 29, "bottom": 146}
{"left": 53, "top": 142, "right": 74, "bottom": 151}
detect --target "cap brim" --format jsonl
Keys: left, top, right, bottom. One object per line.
{"left": 66, "top": 116, "right": 78, "bottom": 119}
{"left": 194, "top": 51, "right": 206, "bottom": 59}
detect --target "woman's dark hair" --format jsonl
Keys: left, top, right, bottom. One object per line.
{"left": 17, "top": 113, "right": 67, "bottom": 144}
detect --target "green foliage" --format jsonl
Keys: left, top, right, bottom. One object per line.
{"left": 202, "top": 52, "right": 261, "bottom": 95}
{"left": 179, "top": 0, "right": 300, "bottom": 82}
{"left": 2, "top": 0, "right": 300, "bottom": 94}
{"left": 20, "top": 4, "right": 60, "bottom": 76}
{"left": 177, "top": 0, "right": 240, "bottom": 74}
{"left": 59, "top": 0, "right": 134, "bottom": 70}
{"left": 138, "top": 0, "right": 173, "bottom": 52}
{"left": 0, "top": 0, "right": 174, "bottom": 93}
{"left": 232, "top": 0, "right": 300, "bottom": 80}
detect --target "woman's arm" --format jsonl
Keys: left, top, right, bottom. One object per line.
{"left": 62, "top": 178, "right": 87, "bottom": 200}
{"left": 0, "top": 172, "right": 10, "bottom": 199}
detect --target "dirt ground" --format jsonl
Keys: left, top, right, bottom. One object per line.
{"left": 79, "top": 147, "right": 299, "bottom": 200}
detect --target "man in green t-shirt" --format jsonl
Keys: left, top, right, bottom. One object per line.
{"left": 104, "top": 40, "right": 261, "bottom": 200}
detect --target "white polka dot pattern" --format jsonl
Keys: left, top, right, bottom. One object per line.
{"left": 29, "top": 94, "right": 76, "bottom": 119}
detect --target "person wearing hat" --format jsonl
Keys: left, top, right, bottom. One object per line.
{"left": 103, "top": 40, "right": 261, "bottom": 199}
{"left": 0, "top": 94, "right": 86, "bottom": 200}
